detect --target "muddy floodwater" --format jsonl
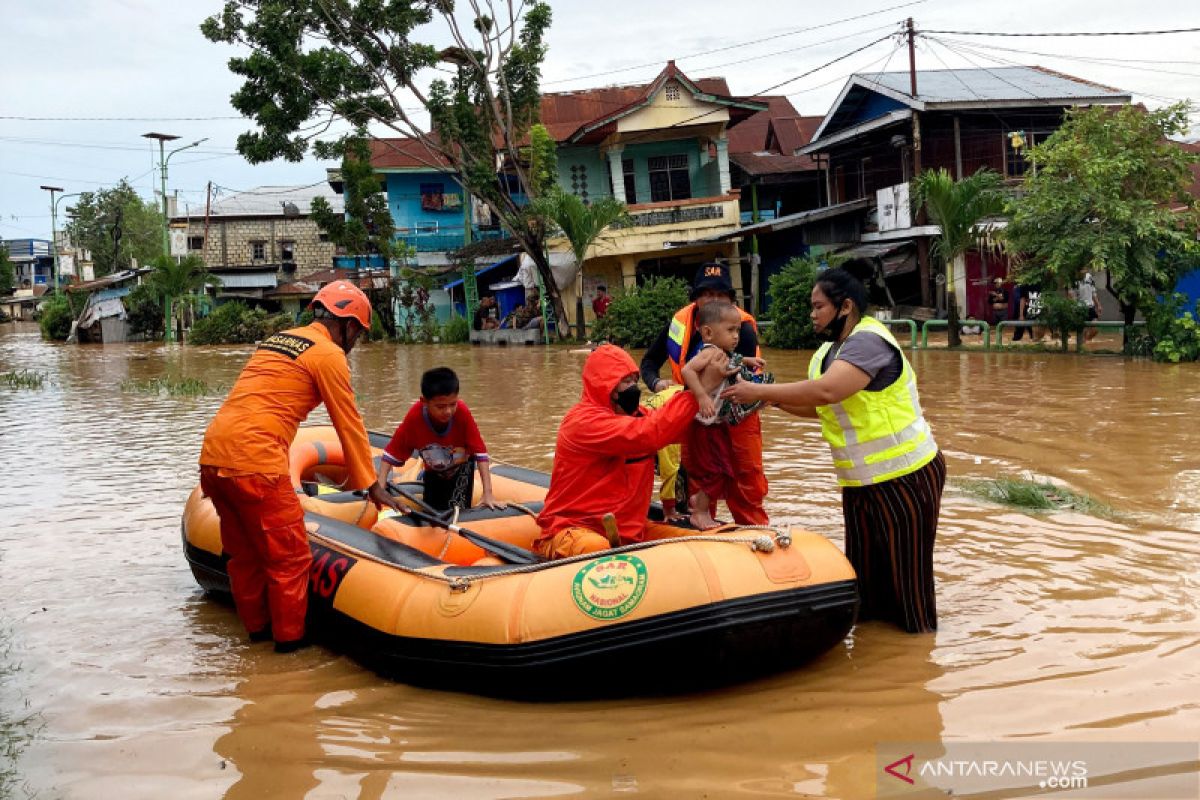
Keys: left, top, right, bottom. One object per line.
{"left": 1, "top": 322, "right": 1197, "bottom": 799}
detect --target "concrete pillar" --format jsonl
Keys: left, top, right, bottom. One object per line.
{"left": 619, "top": 255, "right": 638, "bottom": 290}
{"left": 715, "top": 136, "right": 731, "bottom": 195}
{"left": 606, "top": 145, "right": 625, "bottom": 201}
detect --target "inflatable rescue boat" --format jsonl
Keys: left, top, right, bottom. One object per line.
{"left": 182, "top": 426, "right": 858, "bottom": 697}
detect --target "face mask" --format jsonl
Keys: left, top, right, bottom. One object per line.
{"left": 614, "top": 384, "right": 641, "bottom": 415}
{"left": 820, "top": 311, "right": 850, "bottom": 342}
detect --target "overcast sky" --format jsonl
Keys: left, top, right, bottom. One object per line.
{"left": 2, "top": 0, "right": 1198, "bottom": 242}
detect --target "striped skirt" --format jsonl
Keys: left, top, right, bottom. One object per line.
{"left": 841, "top": 451, "right": 946, "bottom": 633}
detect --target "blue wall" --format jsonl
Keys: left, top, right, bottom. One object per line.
{"left": 557, "top": 140, "right": 715, "bottom": 205}
{"left": 1176, "top": 269, "right": 1200, "bottom": 315}
{"left": 383, "top": 170, "right": 466, "bottom": 234}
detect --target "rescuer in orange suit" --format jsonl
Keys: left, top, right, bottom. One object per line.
{"left": 534, "top": 344, "right": 705, "bottom": 559}
{"left": 199, "top": 282, "right": 402, "bottom": 652}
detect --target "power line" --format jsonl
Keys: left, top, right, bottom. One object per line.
{"left": 542, "top": 0, "right": 926, "bottom": 87}
{"left": 0, "top": 135, "right": 240, "bottom": 156}
{"left": 0, "top": 115, "right": 245, "bottom": 122}
{"left": 933, "top": 36, "right": 1200, "bottom": 81}
{"left": 921, "top": 27, "right": 1200, "bottom": 38}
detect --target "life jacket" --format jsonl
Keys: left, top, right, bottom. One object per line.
{"left": 666, "top": 303, "right": 760, "bottom": 384}
{"left": 807, "top": 317, "right": 938, "bottom": 487}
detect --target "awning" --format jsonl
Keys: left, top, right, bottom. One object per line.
{"left": 443, "top": 254, "right": 519, "bottom": 290}
{"left": 700, "top": 197, "right": 872, "bottom": 243}
{"left": 836, "top": 240, "right": 917, "bottom": 277}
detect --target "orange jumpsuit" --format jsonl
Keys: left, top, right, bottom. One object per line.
{"left": 199, "top": 323, "right": 375, "bottom": 643}
{"left": 535, "top": 345, "right": 698, "bottom": 559}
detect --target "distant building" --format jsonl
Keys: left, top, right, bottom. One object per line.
{"left": 170, "top": 185, "right": 342, "bottom": 305}
{"left": 2, "top": 238, "right": 55, "bottom": 288}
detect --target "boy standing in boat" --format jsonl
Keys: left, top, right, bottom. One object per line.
{"left": 376, "top": 367, "right": 503, "bottom": 512}
{"left": 678, "top": 301, "right": 771, "bottom": 529}
{"left": 199, "top": 282, "right": 402, "bottom": 653}
{"left": 535, "top": 344, "right": 706, "bottom": 559}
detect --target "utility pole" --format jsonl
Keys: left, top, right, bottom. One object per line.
{"left": 905, "top": 18, "right": 932, "bottom": 308}
{"left": 39, "top": 185, "right": 64, "bottom": 291}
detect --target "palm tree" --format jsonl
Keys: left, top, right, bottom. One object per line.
{"left": 531, "top": 190, "right": 630, "bottom": 339}
{"left": 146, "top": 255, "right": 221, "bottom": 343}
{"left": 912, "top": 168, "right": 1007, "bottom": 347}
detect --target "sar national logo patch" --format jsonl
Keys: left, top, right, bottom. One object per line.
{"left": 572, "top": 555, "right": 648, "bottom": 621}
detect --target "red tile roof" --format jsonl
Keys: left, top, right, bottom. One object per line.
{"left": 369, "top": 137, "right": 453, "bottom": 170}
{"left": 726, "top": 96, "right": 822, "bottom": 176}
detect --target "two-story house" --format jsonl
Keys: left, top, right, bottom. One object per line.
{"left": 539, "top": 62, "right": 765, "bottom": 321}
{"left": 790, "top": 66, "right": 1130, "bottom": 316}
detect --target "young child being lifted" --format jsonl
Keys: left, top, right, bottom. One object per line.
{"left": 679, "top": 301, "right": 772, "bottom": 529}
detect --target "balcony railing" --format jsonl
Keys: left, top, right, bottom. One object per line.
{"left": 395, "top": 227, "right": 504, "bottom": 253}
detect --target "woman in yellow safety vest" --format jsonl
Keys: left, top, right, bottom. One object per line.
{"left": 722, "top": 259, "right": 944, "bottom": 633}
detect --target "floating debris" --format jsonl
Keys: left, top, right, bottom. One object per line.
{"left": 956, "top": 476, "right": 1117, "bottom": 518}
{"left": 120, "top": 377, "right": 223, "bottom": 397}
{"left": 0, "top": 370, "right": 47, "bottom": 390}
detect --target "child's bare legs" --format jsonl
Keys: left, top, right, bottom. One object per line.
{"left": 689, "top": 489, "right": 719, "bottom": 530}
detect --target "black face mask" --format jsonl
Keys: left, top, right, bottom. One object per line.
{"left": 819, "top": 311, "right": 850, "bottom": 342}
{"left": 614, "top": 384, "right": 641, "bottom": 415}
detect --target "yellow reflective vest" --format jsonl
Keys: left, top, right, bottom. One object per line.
{"left": 807, "top": 317, "right": 938, "bottom": 487}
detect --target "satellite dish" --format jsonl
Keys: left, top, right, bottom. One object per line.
{"left": 281, "top": 202, "right": 301, "bottom": 218}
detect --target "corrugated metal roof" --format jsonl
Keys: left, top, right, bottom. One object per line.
{"left": 858, "top": 66, "right": 1127, "bottom": 105}
{"left": 216, "top": 272, "right": 278, "bottom": 289}
{"left": 179, "top": 185, "right": 344, "bottom": 219}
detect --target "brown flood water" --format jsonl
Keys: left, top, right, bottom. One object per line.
{"left": 0, "top": 322, "right": 1197, "bottom": 799}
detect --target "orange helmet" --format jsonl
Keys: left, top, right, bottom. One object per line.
{"left": 310, "top": 281, "right": 371, "bottom": 329}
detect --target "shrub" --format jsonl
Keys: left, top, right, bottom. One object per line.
{"left": 1146, "top": 293, "right": 1200, "bottom": 363}
{"left": 441, "top": 314, "right": 470, "bottom": 343}
{"left": 591, "top": 276, "right": 690, "bottom": 347}
{"left": 762, "top": 253, "right": 833, "bottom": 349}
{"left": 1038, "top": 292, "right": 1088, "bottom": 350}
{"left": 125, "top": 283, "right": 164, "bottom": 339}
{"left": 188, "top": 301, "right": 293, "bottom": 345}
{"left": 37, "top": 293, "right": 74, "bottom": 341}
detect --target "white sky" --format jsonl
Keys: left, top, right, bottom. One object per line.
{"left": 2, "top": 0, "right": 1198, "bottom": 242}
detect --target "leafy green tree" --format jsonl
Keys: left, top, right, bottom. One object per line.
{"left": 912, "top": 168, "right": 1006, "bottom": 347}
{"left": 201, "top": 0, "right": 560, "bottom": 320}
{"left": 146, "top": 255, "right": 221, "bottom": 342}
{"left": 125, "top": 283, "right": 165, "bottom": 339}
{"left": 1006, "top": 103, "right": 1200, "bottom": 353}
{"left": 0, "top": 242, "right": 14, "bottom": 295}
{"left": 38, "top": 294, "right": 74, "bottom": 341}
{"left": 530, "top": 190, "right": 629, "bottom": 338}
{"left": 763, "top": 252, "right": 844, "bottom": 349}
{"left": 64, "top": 180, "right": 164, "bottom": 276}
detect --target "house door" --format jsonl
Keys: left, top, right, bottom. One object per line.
{"left": 963, "top": 250, "right": 1010, "bottom": 320}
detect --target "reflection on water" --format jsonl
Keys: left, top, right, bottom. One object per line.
{"left": 1, "top": 322, "right": 1197, "bottom": 798}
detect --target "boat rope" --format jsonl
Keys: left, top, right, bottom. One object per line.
{"left": 509, "top": 502, "right": 540, "bottom": 520}
{"left": 308, "top": 526, "right": 793, "bottom": 592}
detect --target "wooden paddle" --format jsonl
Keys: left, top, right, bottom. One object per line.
{"left": 387, "top": 484, "right": 542, "bottom": 566}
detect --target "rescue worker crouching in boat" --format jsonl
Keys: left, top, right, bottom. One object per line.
{"left": 639, "top": 262, "right": 769, "bottom": 525}
{"left": 198, "top": 282, "right": 404, "bottom": 652}
{"left": 534, "top": 344, "right": 710, "bottom": 559}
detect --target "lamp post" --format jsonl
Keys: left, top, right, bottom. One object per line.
{"left": 39, "top": 185, "right": 64, "bottom": 290}
{"left": 143, "top": 133, "right": 207, "bottom": 342}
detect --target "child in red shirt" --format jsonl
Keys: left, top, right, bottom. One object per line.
{"left": 377, "top": 367, "right": 503, "bottom": 511}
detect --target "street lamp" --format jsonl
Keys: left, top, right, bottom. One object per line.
{"left": 143, "top": 133, "right": 208, "bottom": 343}
{"left": 142, "top": 132, "right": 208, "bottom": 257}
{"left": 39, "top": 185, "right": 64, "bottom": 290}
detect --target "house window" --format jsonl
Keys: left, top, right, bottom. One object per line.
{"left": 280, "top": 240, "right": 296, "bottom": 262}
{"left": 859, "top": 157, "right": 873, "bottom": 199}
{"left": 250, "top": 240, "right": 266, "bottom": 261}
{"left": 569, "top": 164, "right": 590, "bottom": 202}
{"left": 420, "top": 182, "right": 446, "bottom": 211}
{"left": 1004, "top": 129, "right": 1054, "bottom": 178}
{"left": 622, "top": 158, "right": 637, "bottom": 204}
{"left": 187, "top": 235, "right": 205, "bottom": 251}
{"left": 665, "top": 82, "right": 681, "bottom": 101}
{"left": 318, "top": 233, "right": 330, "bottom": 242}
{"left": 648, "top": 154, "right": 691, "bottom": 203}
